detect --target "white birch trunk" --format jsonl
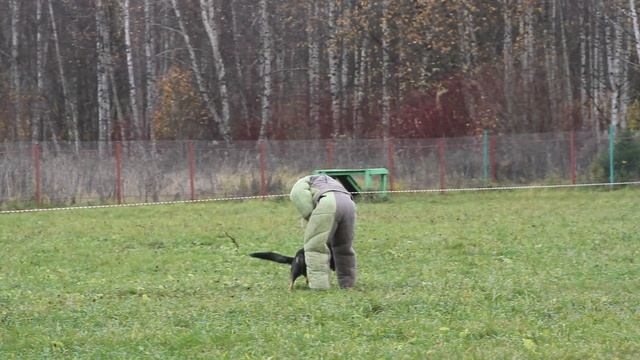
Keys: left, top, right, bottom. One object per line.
{"left": 169, "top": 0, "right": 227, "bottom": 141}
{"left": 340, "top": 1, "right": 351, "bottom": 136}
{"left": 199, "top": 0, "right": 232, "bottom": 141}
{"left": 307, "top": 0, "right": 321, "bottom": 137}
{"left": 521, "top": 1, "right": 535, "bottom": 127}
{"left": 328, "top": 1, "right": 341, "bottom": 139}
{"left": 579, "top": 7, "right": 589, "bottom": 128}
{"left": 144, "top": 0, "right": 157, "bottom": 143}
{"left": 503, "top": 0, "right": 515, "bottom": 129}
{"left": 629, "top": 0, "right": 640, "bottom": 63}
{"left": 381, "top": 0, "right": 392, "bottom": 140}
{"left": 544, "top": 0, "right": 559, "bottom": 129}
{"left": 96, "top": 0, "right": 111, "bottom": 156}
{"left": 9, "top": 0, "right": 21, "bottom": 140}
{"left": 49, "top": 0, "right": 79, "bottom": 150}
{"left": 606, "top": 14, "right": 621, "bottom": 129}
{"left": 460, "top": 3, "right": 478, "bottom": 125}
{"left": 353, "top": 35, "right": 368, "bottom": 139}
{"left": 258, "top": 0, "right": 273, "bottom": 140}
{"left": 559, "top": 0, "right": 573, "bottom": 120}
{"left": 592, "top": 0, "right": 602, "bottom": 134}
{"left": 35, "top": 0, "right": 44, "bottom": 142}
{"left": 123, "top": 0, "right": 142, "bottom": 140}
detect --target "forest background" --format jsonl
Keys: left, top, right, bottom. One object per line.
{"left": 1, "top": 0, "right": 639, "bottom": 145}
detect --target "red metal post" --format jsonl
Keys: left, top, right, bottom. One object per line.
{"left": 386, "top": 138, "right": 395, "bottom": 191}
{"left": 188, "top": 141, "right": 196, "bottom": 200}
{"left": 438, "top": 138, "right": 446, "bottom": 191}
{"left": 115, "top": 141, "right": 123, "bottom": 204}
{"left": 327, "top": 140, "right": 334, "bottom": 169}
{"left": 259, "top": 141, "right": 267, "bottom": 198}
{"left": 569, "top": 131, "right": 577, "bottom": 184}
{"left": 490, "top": 136, "right": 497, "bottom": 182}
{"left": 34, "top": 143, "right": 41, "bottom": 207}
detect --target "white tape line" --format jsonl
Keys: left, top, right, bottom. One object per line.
{"left": 1, "top": 181, "right": 639, "bottom": 215}
{"left": 357, "top": 180, "right": 640, "bottom": 194}
{"left": 0, "top": 194, "right": 289, "bottom": 214}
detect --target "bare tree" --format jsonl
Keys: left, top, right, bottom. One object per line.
{"left": 630, "top": 0, "right": 640, "bottom": 62}
{"left": 169, "top": 0, "right": 230, "bottom": 142}
{"left": 49, "top": 0, "right": 78, "bottom": 150}
{"left": 144, "top": 0, "right": 157, "bottom": 143}
{"left": 34, "top": 0, "right": 45, "bottom": 142}
{"left": 199, "top": 0, "right": 232, "bottom": 141}
{"left": 328, "top": 1, "right": 340, "bottom": 140}
{"left": 258, "top": 0, "right": 273, "bottom": 140}
{"left": 503, "top": 0, "right": 516, "bottom": 130}
{"left": 9, "top": 0, "right": 21, "bottom": 140}
{"left": 381, "top": 0, "right": 392, "bottom": 140}
{"left": 96, "top": 0, "right": 111, "bottom": 155}
{"left": 307, "top": 0, "right": 321, "bottom": 138}
{"left": 123, "top": 0, "right": 142, "bottom": 139}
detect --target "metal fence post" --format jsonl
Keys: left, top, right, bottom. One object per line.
{"left": 34, "top": 143, "right": 41, "bottom": 207}
{"left": 115, "top": 141, "right": 123, "bottom": 204}
{"left": 188, "top": 141, "right": 196, "bottom": 201}
{"left": 327, "top": 140, "right": 334, "bottom": 169}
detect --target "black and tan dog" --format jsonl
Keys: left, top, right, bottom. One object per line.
{"left": 249, "top": 248, "right": 335, "bottom": 290}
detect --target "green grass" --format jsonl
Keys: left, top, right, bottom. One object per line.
{"left": 1, "top": 188, "right": 639, "bottom": 359}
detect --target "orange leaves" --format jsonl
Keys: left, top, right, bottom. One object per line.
{"left": 154, "top": 66, "right": 205, "bottom": 140}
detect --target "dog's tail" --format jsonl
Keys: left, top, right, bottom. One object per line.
{"left": 249, "top": 252, "right": 294, "bottom": 264}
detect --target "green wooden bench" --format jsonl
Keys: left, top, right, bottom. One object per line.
{"left": 313, "top": 168, "right": 389, "bottom": 198}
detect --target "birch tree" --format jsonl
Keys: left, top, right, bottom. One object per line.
{"left": 96, "top": 0, "right": 111, "bottom": 155}
{"left": 34, "top": 0, "right": 45, "bottom": 142}
{"left": 169, "top": 0, "right": 230, "bottom": 142}
{"left": 544, "top": 0, "right": 560, "bottom": 129}
{"left": 630, "top": 0, "right": 640, "bottom": 62}
{"left": 559, "top": 0, "right": 573, "bottom": 122}
{"left": 328, "top": 1, "right": 341, "bottom": 140}
{"left": 503, "top": 0, "right": 516, "bottom": 129}
{"left": 307, "top": 0, "right": 321, "bottom": 138}
{"left": 9, "top": 0, "right": 21, "bottom": 140}
{"left": 123, "top": 0, "right": 142, "bottom": 140}
{"left": 144, "top": 0, "right": 157, "bottom": 143}
{"left": 353, "top": 33, "right": 369, "bottom": 139}
{"left": 49, "top": 0, "right": 78, "bottom": 150}
{"left": 579, "top": 2, "right": 590, "bottom": 128}
{"left": 258, "top": 0, "right": 273, "bottom": 140}
{"left": 520, "top": 0, "right": 536, "bottom": 127}
{"left": 199, "top": 0, "right": 232, "bottom": 141}
{"left": 607, "top": 8, "right": 622, "bottom": 129}
{"left": 381, "top": 0, "right": 392, "bottom": 140}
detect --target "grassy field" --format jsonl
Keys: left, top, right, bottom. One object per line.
{"left": 1, "top": 188, "right": 639, "bottom": 359}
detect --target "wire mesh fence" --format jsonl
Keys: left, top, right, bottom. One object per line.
{"left": 0, "top": 130, "right": 637, "bottom": 209}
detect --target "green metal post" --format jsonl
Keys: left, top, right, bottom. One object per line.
{"left": 483, "top": 130, "right": 489, "bottom": 183}
{"left": 609, "top": 124, "right": 615, "bottom": 185}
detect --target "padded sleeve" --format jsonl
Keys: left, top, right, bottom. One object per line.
{"left": 289, "top": 176, "right": 314, "bottom": 220}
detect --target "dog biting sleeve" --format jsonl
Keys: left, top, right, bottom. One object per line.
{"left": 289, "top": 176, "right": 314, "bottom": 220}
